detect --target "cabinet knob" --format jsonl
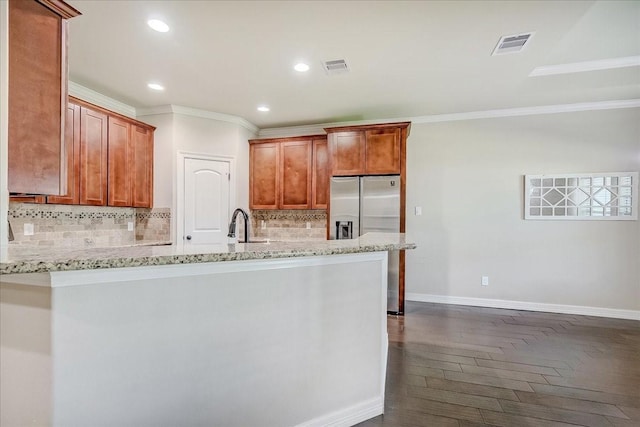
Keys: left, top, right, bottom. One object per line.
{"left": 185, "top": 235, "right": 192, "bottom": 240}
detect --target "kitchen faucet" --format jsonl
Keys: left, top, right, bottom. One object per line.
{"left": 227, "top": 208, "right": 250, "bottom": 243}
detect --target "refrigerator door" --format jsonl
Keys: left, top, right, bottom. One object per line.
{"left": 361, "top": 176, "right": 401, "bottom": 234}
{"left": 329, "top": 177, "right": 360, "bottom": 240}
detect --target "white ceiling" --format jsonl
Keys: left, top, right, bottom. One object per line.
{"left": 67, "top": 0, "right": 640, "bottom": 129}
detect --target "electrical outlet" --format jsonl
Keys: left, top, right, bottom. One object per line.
{"left": 127, "top": 221, "right": 134, "bottom": 231}
{"left": 261, "top": 220, "right": 266, "bottom": 230}
{"left": 481, "top": 276, "right": 489, "bottom": 286}
{"left": 415, "top": 206, "right": 422, "bottom": 216}
{"left": 24, "top": 223, "right": 34, "bottom": 236}
{"left": 306, "top": 221, "right": 311, "bottom": 229}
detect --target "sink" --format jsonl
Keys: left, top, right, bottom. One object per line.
{"left": 239, "top": 240, "right": 270, "bottom": 244}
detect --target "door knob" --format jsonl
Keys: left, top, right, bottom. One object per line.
{"left": 186, "top": 235, "right": 192, "bottom": 240}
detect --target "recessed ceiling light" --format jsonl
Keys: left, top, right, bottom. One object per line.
{"left": 147, "top": 83, "right": 165, "bottom": 91}
{"left": 257, "top": 106, "right": 270, "bottom": 112}
{"left": 147, "top": 19, "right": 170, "bottom": 33}
{"left": 294, "top": 63, "right": 310, "bottom": 72}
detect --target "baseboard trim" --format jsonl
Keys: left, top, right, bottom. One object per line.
{"left": 295, "top": 396, "right": 384, "bottom": 427}
{"left": 406, "top": 293, "right": 640, "bottom": 321}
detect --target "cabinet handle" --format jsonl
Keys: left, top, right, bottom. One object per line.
{"left": 185, "top": 235, "right": 192, "bottom": 240}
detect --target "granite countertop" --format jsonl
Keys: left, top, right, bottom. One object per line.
{"left": 0, "top": 233, "right": 416, "bottom": 275}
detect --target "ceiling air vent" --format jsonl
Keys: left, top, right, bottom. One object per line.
{"left": 492, "top": 32, "right": 534, "bottom": 56}
{"left": 322, "top": 59, "right": 349, "bottom": 75}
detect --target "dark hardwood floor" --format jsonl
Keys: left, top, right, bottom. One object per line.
{"left": 358, "top": 302, "right": 640, "bottom": 427}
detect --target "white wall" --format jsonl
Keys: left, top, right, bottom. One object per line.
{"left": 405, "top": 108, "right": 640, "bottom": 312}
{"left": 140, "top": 111, "right": 256, "bottom": 242}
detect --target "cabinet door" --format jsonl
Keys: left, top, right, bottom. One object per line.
{"left": 8, "top": 0, "right": 65, "bottom": 195}
{"left": 79, "top": 107, "right": 108, "bottom": 206}
{"left": 47, "top": 102, "right": 81, "bottom": 204}
{"left": 250, "top": 143, "right": 279, "bottom": 209}
{"left": 364, "top": 128, "right": 401, "bottom": 174}
{"left": 312, "top": 138, "right": 329, "bottom": 209}
{"left": 329, "top": 131, "right": 365, "bottom": 176}
{"left": 131, "top": 125, "right": 154, "bottom": 208}
{"left": 280, "top": 140, "right": 312, "bottom": 209}
{"left": 107, "top": 117, "right": 132, "bottom": 207}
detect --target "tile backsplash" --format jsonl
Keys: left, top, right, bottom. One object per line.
{"left": 8, "top": 203, "right": 171, "bottom": 248}
{"left": 7, "top": 203, "right": 325, "bottom": 247}
{"left": 135, "top": 208, "right": 171, "bottom": 242}
{"left": 250, "top": 210, "right": 327, "bottom": 241}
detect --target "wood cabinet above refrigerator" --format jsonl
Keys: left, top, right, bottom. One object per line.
{"left": 325, "top": 122, "right": 410, "bottom": 176}
{"left": 8, "top": 0, "right": 81, "bottom": 195}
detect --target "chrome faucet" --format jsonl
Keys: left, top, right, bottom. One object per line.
{"left": 227, "top": 208, "right": 250, "bottom": 243}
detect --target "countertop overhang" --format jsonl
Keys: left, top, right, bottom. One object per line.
{"left": 0, "top": 232, "right": 416, "bottom": 275}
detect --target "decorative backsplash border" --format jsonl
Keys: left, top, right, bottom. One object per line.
{"left": 9, "top": 205, "right": 135, "bottom": 220}
{"left": 136, "top": 209, "right": 172, "bottom": 220}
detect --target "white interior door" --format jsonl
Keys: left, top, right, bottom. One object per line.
{"left": 183, "top": 157, "right": 230, "bottom": 244}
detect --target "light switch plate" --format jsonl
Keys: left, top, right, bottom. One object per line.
{"left": 481, "top": 276, "right": 489, "bottom": 286}
{"left": 415, "top": 206, "right": 422, "bottom": 216}
{"left": 127, "top": 222, "right": 134, "bottom": 231}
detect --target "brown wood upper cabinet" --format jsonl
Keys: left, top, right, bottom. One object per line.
{"left": 131, "top": 125, "right": 154, "bottom": 208}
{"left": 325, "top": 122, "right": 409, "bottom": 176}
{"left": 311, "top": 139, "right": 329, "bottom": 209}
{"left": 249, "top": 135, "right": 328, "bottom": 210}
{"left": 78, "top": 104, "right": 108, "bottom": 206}
{"left": 44, "top": 98, "right": 154, "bottom": 208}
{"left": 8, "top": 0, "right": 81, "bottom": 195}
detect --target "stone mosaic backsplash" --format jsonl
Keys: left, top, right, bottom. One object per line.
{"left": 135, "top": 208, "right": 171, "bottom": 242}
{"left": 8, "top": 203, "right": 171, "bottom": 248}
{"left": 249, "top": 209, "right": 327, "bottom": 241}
{"left": 6, "top": 204, "right": 323, "bottom": 247}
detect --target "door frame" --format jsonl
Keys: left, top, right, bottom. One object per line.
{"left": 176, "top": 151, "right": 236, "bottom": 246}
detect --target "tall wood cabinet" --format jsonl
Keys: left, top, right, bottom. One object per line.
{"left": 249, "top": 135, "right": 328, "bottom": 210}
{"left": 325, "top": 122, "right": 411, "bottom": 314}
{"left": 8, "top": 0, "right": 81, "bottom": 195}
{"left": 42, "top": 97, "right": 155, "bottom": 208}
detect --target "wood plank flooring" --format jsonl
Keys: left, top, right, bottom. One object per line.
{"left": 357, "top": 302, "right": 640, "bottom": 427}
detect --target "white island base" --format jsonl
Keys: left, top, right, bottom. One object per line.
{"left": 1, "top": 252, "right": 389, "bottom": 427}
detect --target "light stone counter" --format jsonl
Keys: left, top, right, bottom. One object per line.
{"left": 0, "top": 232, "right": 415, "bottom": 275}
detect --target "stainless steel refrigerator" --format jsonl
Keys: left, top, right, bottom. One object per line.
{"left": 329, "top": 176, "right": 402, "bottom": 314}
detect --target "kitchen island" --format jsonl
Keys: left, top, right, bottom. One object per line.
{"left": 1, "top": 233, "right": 415, "bottom": 427}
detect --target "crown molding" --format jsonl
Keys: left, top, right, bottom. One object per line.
{"left": 137, "top": 105, "right": 259, "bottom": 134}
{"left": 410, "top": 99, "right": 640, "bottom": 124}
{"left": 258, "top": 99, "right": 640, "bottom": 138}
{"left": 258, "top": 118, "right": 409, "bottom": 138}
{"left": 68, "top": 81, "right": 137, "bottom": 118}
{"left": 530, "top": 56, "right": 640, "bottom": 77}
